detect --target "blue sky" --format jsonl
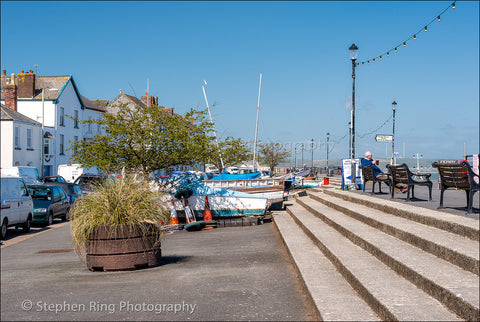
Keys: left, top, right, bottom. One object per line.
{"left": 2, "top": 1, "right": 479, "bottom": 161}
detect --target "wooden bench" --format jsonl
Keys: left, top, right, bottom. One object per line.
{"left": 432, "top": 161, "right": 480, "bottom": 214}
{"left": 386, "top": 163, "right": 433, "bottom": 201}
{"left": 360, "top": 165, "right": 392, "bottom": 196}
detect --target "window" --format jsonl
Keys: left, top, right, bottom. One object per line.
{"left": 44, "top": 139, "right": 49, "bottom": 155}
{"left": 14, "top": 126, "right": 20, "bottom": 148}
{"left": 97, "top": 123, "right": 101, "bottom": 134}
{"left": 73, "top": 136, "right": 78, "bottom": 152}
{"left": 60, "top": 134, "right": 64, "bottom": 155}
{"left": 74, "top": 110, "right": 79, "bottom": 128}
{"left": 60, "top": 107, "right": 65, "bottom": 126}
{"left": 27, "top": 128, "right": 32, "bottom": 149}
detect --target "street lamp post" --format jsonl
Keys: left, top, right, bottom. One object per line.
{"left": 41, "top": 89, "right": 45, "bottom": 178}
{"left": 349, "top": 43, "right": 358, "bottom": 189}
{"left": 301, "top": 143, "right": 304, "bottom": 168}
{"left": 311, "top": 139, "right": 314, "bottom": 170}
{"left": 294, "top": 146, "right": 297, "bottom": 170}
{"left": 326, "top": 132, "right": 330, "bottom": 176}
{"left": 348, "top": 122, "right": 351, "bottom": 158}
{"left": 391, "top": 101, "right": 397, "bottom": 165}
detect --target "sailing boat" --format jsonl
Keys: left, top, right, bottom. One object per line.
{"left": 203, "top": 74, "right": 288, "bottom": 209}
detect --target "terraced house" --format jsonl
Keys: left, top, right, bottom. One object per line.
{"left": 0, "top": 70, "right": 105, "bottom": 176}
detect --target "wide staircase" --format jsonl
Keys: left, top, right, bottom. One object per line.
{"left": 273, "top": 187, "right": 479, "bottom": 321}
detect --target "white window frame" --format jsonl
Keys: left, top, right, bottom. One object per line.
{"left": 60, "top": 134, "right": 64, "bottom": 155}
{"left": 14, "top": 126, "right": 20, "bottom": 148}
{"left": 74, "top": 110, "right": 79, "bottom": 128}
{"left": 73, "top": 135, "right": 78, "bottom": 152}
{"left": 60, "top": 107, "right": 65, "bottom": 126}
{"left": 27, "top": 128, "right": 32, "bottom": 149}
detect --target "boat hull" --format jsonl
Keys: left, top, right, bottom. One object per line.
{"left": 172, "top": 194, "right": 268, "bottom": 217}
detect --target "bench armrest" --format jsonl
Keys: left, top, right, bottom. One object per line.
{"left": 412, "top": 173, "right": 431, "bottom": 178}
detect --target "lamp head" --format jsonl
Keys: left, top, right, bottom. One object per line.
{"left": 392, "top": 101, "right": 397, "bottom": 111}
{"left": 349, "top": 43, "right": 359, "bottom": 60}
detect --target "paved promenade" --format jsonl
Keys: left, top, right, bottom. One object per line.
{"left": 1, "top": 221, "right": 317, "bottom": 321}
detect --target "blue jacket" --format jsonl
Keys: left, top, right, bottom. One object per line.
{"left": 361, "top": 158, "right": 383, "bottom": 176}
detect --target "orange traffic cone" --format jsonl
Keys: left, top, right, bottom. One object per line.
{"left": 203, "top": 195, "right": 214, "bottom": 229}
{"left": 170, "top": 199, "right": 179, "bottom": 225}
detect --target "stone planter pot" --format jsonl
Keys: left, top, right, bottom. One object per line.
{"left": 86, "top": 223, "right": 162, "bottom": 271}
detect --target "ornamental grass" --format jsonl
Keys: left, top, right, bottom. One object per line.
{"left": 70, "top": 175, "right": 170, "bottom": 257}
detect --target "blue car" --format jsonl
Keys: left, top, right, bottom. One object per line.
{"left": 27, "top": 185, "right": 70, "bottom": 226}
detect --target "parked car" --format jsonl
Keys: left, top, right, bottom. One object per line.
{"left": 0, "top": 166, "right": 42, "bottom": 185}
{"left": 27, "top": 185, "right": 70, "bottom": 226}
{"left": 43, "top": 175, "right": 67, "bottom": 183}
{"left": 73, "top": 174, "right": 106, "bottom": 194}
{"left": 43, "top": 182, "right": 83, "bottom": 205}
{"left": 1, "top": 176, "right": 34, "bottom": 239}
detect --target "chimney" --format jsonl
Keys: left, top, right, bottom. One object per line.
{"left": 1, "top": 69, "right": 8, "bottom": 88}
{"left": 17, "top": 70, "right": 36, "bottom": 98}
{"left": 4, "top": 74, "right": 18, "bottom": 111}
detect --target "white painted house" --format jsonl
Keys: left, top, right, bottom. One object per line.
{"left": 1, "top": 70, "right": 105, "bottom": 176}
{"left": 1, "top": 104, "right": 42, "bottom": 169}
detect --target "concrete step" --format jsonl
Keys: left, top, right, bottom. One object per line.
{"left": 307, "top": 191, "right": 479, "bottom": 276}
{"left": 273, "top": 211, "right": 380, "bottom": 321}
{"left": 323, "top": 188, "right": 479, "bottom": 241}
{"left": 284, "top": 201, "right": 462, "bottom": 321}
{"left": 295, "top": 196, "right": 480, "bottom": 321}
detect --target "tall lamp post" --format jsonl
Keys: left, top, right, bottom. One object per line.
{"left": 301, "top": 143, "right": 304, "bottom": 168}
{"left": 326, "top": 132, "right": 330, "bottom": 176}
{"left": 41, "top": 88, "right": 57, "bottom": 178}
{"left": 349, "top": 43, "right": 358, "bottom": 189}
{"left": 310, "top": 139, "right": 314, "bottom": 170}
{"left": 391, "top": 101, "right": 397, "bottom": 165}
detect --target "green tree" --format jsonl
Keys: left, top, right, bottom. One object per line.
{"left": 205, "top": 136, "right": 252, "bottom": 172}
{"left": 258, "top": 141, "right": 291, "bottom": 176}
{"left": 69, "top": 103, "right": 214, "bottom": 178}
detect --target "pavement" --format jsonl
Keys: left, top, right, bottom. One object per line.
{"left": 353, "top": 180, "right": 480, "bottom": 219}
{"left": 0, "top": 218, "right": 317, "bottom": 321}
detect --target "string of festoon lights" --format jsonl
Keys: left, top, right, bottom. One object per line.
{"left": 357, "top": 2, "right": 456, "bottom": 67}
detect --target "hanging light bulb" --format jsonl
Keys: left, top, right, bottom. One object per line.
{"left": 452, "top": 2, "right": 455, "bottom": 9}
{"left": 379, "top": 55, "right": 382, "bottom": 60}
{"left": 424, "top": 26, "right": 427, "bottom": 32}
{"left": 387, "top": 52, "right": 390, "bottom": 56}
{"left": 438, "top": 15, "right": 441, "bottom": 22}
{"left": 373, "top": 58, "right": 375, "bottom": 62}
{"left": 414, "top": 34, "right": 416, "bottom": 40}
{"left": 394, "top": 47, "right": 397, "bottom": 53}
{"left": 362, "top": 62, "right": 364, "bottom": 65}
{"left": 367, "top": 61, "right": 370, "bottom": 64}
{"left": 403, "top": 42, "right": 406, "bottom": 47}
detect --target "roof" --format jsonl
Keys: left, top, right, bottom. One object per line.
{"left": 1, "top": 75, "right": 85, "bottom": 108}
{"left": 106, "top": 91, "right": 146, "bottom": 114}
{"left": 80, "top": 95, "right": 107, "bottom": 112}
{"left": 0, "top": 104, "right": 41, "bottom": 125}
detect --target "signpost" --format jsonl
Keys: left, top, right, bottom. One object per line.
{"left": 375, "top": 134, "right": 393, "bottom": 142}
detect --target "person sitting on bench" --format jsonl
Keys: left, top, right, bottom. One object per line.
{"left": 361, "top": 151, "right": 408, "bottom": 193}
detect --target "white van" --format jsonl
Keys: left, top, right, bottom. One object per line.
{"left": 0, "top": 167, "right": 42, "bottom": 185}
{"left": 57, "top": 164, "right": 99, "bottom": 183}
{"left": 1, "top": 176, "right": 34, "bottom": 239}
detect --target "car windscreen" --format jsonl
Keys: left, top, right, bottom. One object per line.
{"left": 28, "top": 187, "right": 53, "bottom": 200}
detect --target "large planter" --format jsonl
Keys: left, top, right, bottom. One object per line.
{"left": 86, "top": 223, "right": 162, "bottom": 271}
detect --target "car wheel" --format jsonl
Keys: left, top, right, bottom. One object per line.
{"left": 62, "top": 208, "right": 70, "bottom": 222}
{"left": 1, "top": 219, "right": 8, "bottom": 240}
{"left": 47, "top": 212, "right": 54, "bottom": 226}
{"left": 22, "top": 215, "right": 32, "bottom": 233}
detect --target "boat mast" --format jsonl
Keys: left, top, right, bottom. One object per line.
{"left": 252, "top": 73, "right": 262, "bottom": 172}
{"left": 202, "top": 80, "right": 225, "bottom": 172}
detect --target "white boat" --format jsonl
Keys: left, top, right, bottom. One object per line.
{"left": 204, "top": 177, "right": 287, "bottom": 210}
{"left": 158, "top": 174, "right": 269, "bottom": 218}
